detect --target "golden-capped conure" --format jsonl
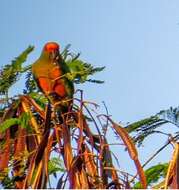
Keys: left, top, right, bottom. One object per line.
{"left": 32, "top": 42, "right": 74, "bottom": 115}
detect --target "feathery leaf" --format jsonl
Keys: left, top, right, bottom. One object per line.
{"left": 0, "top": 46, "right": 34, "bottom": 95}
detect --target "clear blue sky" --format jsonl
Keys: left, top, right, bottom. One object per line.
{"left": 1, "top": 0, "right": 179, "bottom": 181}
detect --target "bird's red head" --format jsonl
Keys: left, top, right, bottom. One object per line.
{"left": 44, "top": 42, "right": 60, "bottom": 52}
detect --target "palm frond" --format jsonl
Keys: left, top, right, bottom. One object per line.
{"left": 125, "top": 106, "right": 179, "bottom": 146}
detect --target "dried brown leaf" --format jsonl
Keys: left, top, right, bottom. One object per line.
{"left": 0, "top": 129, "right": 10, "bottom": 173}
{"left": 23, "top": 95, "right": 45, "bottom": 119}
{"left": 109, "top": 119, "right": 147, "bottom": 189}
{"left": 13, "top": 127, "right": 26, "bottom": 188}
{"left": 82, "top": 144, "right": 98, "bottom": 188}
{"left": 69, "top": 156, "right": 89, "bottom": 189}
{"left": 44, "top": 133, "right": 54, "bottom": 180}
{"left": 21, "top": 98, "right": 41, "bottom": 143}
{"left": 32, "top": 161, "right": 43, "bottom": 189}
{"left": 164, "top": 142, "right": 179, "bottom": 189}
{"left": 62, "top": 125, "right": 73, "bottom": 171}
{"left": 77, "top": 110, "right": 84, "bottom": 153}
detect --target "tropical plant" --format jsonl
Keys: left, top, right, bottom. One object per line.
{"left": 125, "top": 107, "right": 179, "bottom": 188}
{"left": 0, "top": 44, "right": 178, "bottom": 189}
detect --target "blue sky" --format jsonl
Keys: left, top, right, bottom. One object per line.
{"left": 1, "top": 1, "right": 179, "bottom": 122}
{"left": 1, "top": 0, "right": 179, "bottom": 181}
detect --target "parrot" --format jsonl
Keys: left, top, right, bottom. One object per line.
{"left": 31, "top": 42, "right": 74, "bottom": 120}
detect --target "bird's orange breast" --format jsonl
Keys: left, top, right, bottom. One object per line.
{"left": 34, "top": 61, "right": 68, "bottom": 98}
{"left": 49, "top": 65, "right": 63, "bottom": 79}
{"left": 49, "top": 66, "right": 67, "bottom": 97}
{"left": 54, "top": 81, "right": 66, "bottom": 97}
{"left": 38, "top": 77, "right": 67, "bottom": 98}
{"left": 38, "top": 77, "right": 52, "bottom": 95}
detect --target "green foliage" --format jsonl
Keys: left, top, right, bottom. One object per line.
{"left": 48, "top": 157, "right": 65, "bottom": 178}
{"left": 0, "top": 113, "right": 30, "bottom": 133}
{"left": 24, "top": 71, "right": 37, "bottom": 94}
{"left": 19, "top": 112, "right": 31, "bottom": 129}
{"left": 1, "top": 175, "right": 15, "bottom": 189}
{"left": 66, "top": 59, "right": 105, "bottom": 84}
{"left": 133, "top": 163, "right": 168, "bottom": 188}
{"left": 0, "top": 46, "right": 34, "bottom": 95}
{"left": 62, "top": 44, "right": 105, "bottom": 84}
{"left": 157, "top": 106, "right": 179, "bottom": 127}
{"left": 125, "top": 116, "right": 160, "bottom": 133}
{"left": 0, "top": 118, "right": 20, "bottom": 133}
{"left": 124, "top": 106, "right": 179, "bottom": 146}
{"left": 125, "top": 116, "right": 167, "bottom": 146}
{"left": 29, "top": 92, "right": 48, "bottom": 108}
